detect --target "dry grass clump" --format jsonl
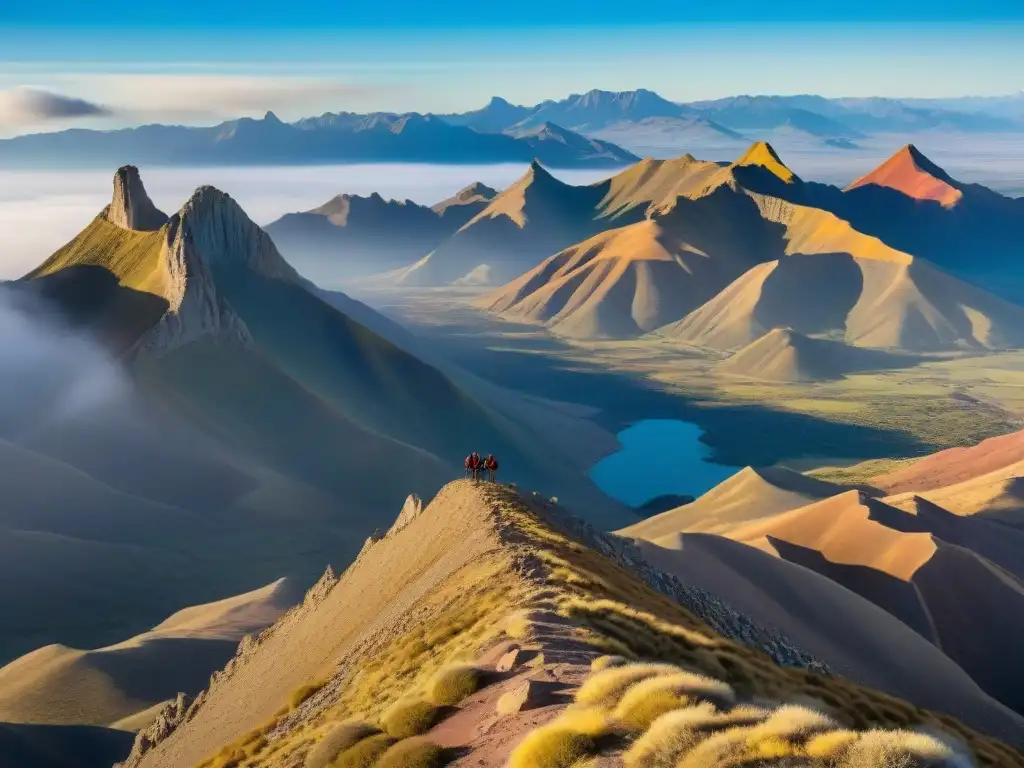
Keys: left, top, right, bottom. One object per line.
{"left": 839, "top": 729, "right": 959, "bottom": 767}
{"left": 614, "top": 670, "right": 736, "bottom": 732}
{"left": 805, "top": 729, "right": 860, "bottom": 759}
{"left": 380, "top": 698, "right": 446, "bottom": 739}
{"left": 426, "top": 662, "right": 488, "bottom": 706}
{"left": 332, "top": 732, "right": 395, "bottom": 767}
{"left": 303, "top": 721, "right": 379, "bottom": 768}
{"left": 505, "top": 610, "right": 533, "bottom": 639}
{"left": 507, "top": 707, "right": 612, "bottom": 768}
{"left": 590, "top": 654, "right": 627, "bottom": 672}
{"left": 375, "top": 737, "right": 446, "bottom": 768}
{"left": 623, "top": 702, "right": 769, "bottom": 768}
{"left": 573, "top": 662, "right": 680, "bottom": 708}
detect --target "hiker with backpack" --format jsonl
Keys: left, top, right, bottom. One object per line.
{"left": 484, "top": 454, "right": 499, "bottom": 482}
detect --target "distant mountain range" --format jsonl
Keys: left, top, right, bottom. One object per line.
{"left": 0, "top": 111, "right": 638, "bottom": 169}
{"left": 2, "top": 88, "right": 1022, "bottom": 169}
{"left": 444, "top": 89, "right": 1024, "bottom": 138}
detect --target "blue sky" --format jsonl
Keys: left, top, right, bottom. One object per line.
{"left": 0, "top": 2, "right": 1022, "bottom": 134}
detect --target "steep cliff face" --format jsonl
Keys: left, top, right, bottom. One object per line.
{"left": 136, "top": 185, "right": 307, "bottom": 355}
{"left": 102, "top": 166, "right": 168, "bottom": 232}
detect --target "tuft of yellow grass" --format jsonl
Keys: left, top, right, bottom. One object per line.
{"left": 332, "top": 732, "right": 395, "bottom": 767}
{"left": 380, "top": 698, "right": 446, "bottom": 739}
{"left": 614, "top": 670, "right": 736, "bottom": 731}
{"left": 303, "top": 721, "right": 379, "bottom": 768}
{"left": 574, "top": 662, "right": 680, "bottom": 709}
{"left": 590, "top": 655, "right": 627, "bottom": 672}
{"left": 622, "top": 703, "right": 768, "bottom": 768}
{"left": 742, "top": 704, "right": 839, "bottom": 744}
{"left": 506, "top": 708, "right": 611, "bottom": 768}
{"left": 426, "top": 662, "right": 487, "bottom": 706}
{"left": 375, "top": 737, "right": 446, "bottom": 768}
{"left": 505, "top": 611, "right": 533, "bottom": 639}
{"left": 839, "top": 729, "right": 957, "bottom": 768}
{"left": 805, "top": 729, "right": 860, "bottom": 759}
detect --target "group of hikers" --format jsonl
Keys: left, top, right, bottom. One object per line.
{"left": 464, "top": 452, "right": 499, "bottom": 482}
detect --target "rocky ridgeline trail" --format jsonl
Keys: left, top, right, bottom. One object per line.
{"left": 492, "top": 484, "right": 827, "bottom": 673}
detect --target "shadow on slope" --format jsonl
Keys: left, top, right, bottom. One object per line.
{"left": 0, "top": 722, "right": 133, "bottom": 768}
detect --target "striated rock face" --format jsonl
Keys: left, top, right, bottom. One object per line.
{"left": 115, "top": 692, "right": 196, "bottom": 767}
{"left": 104, "top": 165, "right": 168, "bottom": 232}
{"left": 135, "top": 184, "right": 305, "bottom": 355}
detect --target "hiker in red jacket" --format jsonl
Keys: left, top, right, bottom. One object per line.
{"left": 464, "top": 454, "right": 475, "bottom": 479}
{"left": 484, "top": 454, "right": 499, "bottom": 483}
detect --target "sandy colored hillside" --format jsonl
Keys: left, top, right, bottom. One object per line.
{"left": 715, "top": 328, "right": 916, "bottom": 382}
{"left": 475, "top": 219, "right": 761, "bottom": 338}
{"left": 873, "top": 427, "right": 1024, "bottom": 495}
{"left": 117, "top": 482, "right": 1024, "bottom": 768}
{"left": 725, "top": 490, "right": 1024, "bottom": 716}
{"left": 618, "top": 465, "right": 847, "bottom": 538}
{"left": 884, "top": 460, "right": 1024, "bottom": 526}
{"left": 0, "top": 580, "right": 298, "bottom": 728}
{"left": 662, "top": 252, "right": 1024, "bottom": 352}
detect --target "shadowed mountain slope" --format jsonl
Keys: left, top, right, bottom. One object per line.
{"left": 1, "top": 166, "right": 627, "bottom": 676}
{"left": 725, "top": 490, "right": 1024, "bottom": 716}
{"left": 119, "top": 482, "right": 1024, "bottom": 768}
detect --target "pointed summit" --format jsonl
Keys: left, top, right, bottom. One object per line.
{"left": 733, "top": 142, "right": 796, "bottom": 183}
{"left": 104, "top": 165, "right": 168, "bottom": 232}
{"left": 137, "top": 184, "right": 306, "bottom": 354}
{"left": 846, "top": 144, "right": 963, "bottom": 207}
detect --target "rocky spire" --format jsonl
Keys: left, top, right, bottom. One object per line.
{"left": 104, "top": 165, "right": 168, "bottom": 232}
{"left": 135, "top": 185, "right": 304, "bottom": 355}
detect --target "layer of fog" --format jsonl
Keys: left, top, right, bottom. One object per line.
{"left": 0, "top": 289, "right": 128, "bottom": 439}
{"left": 0, "top": 164, "right": 611, "bottom": 279}
{"left": 2, "top": 137, "right": 1024, "bottom": 279}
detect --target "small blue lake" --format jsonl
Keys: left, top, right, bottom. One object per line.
{"left": 589, "top": 419, "right": 739, "bottom": 508}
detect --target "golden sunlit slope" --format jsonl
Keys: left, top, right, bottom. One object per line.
{"left": 716, "top": 328, "right": 917, "bottom": 382}
{"left": 661, "top": 252, "right": 1024, "bottom": 351}
{"left": 884, "top": 461, "right": 1024, "bottom": 527}
{"left": 874, "top": 428, "right": 1024, "bottom": 495}
{"left": 0, "top": 580, "right": 298, "bottom": 729}
{"left": 593, "top": 153, "right": 724, "bottom": 216}
{"left": 475, "top": 218, "right": 761, "bottom": 338}
{"left": 876, "top": 428, "right": 1024, "bottom": 527}
{"left": 618, "top": 465, "right": 847, "bottom": 538}
{"left": 120, "top": 482, "right": 1024, "bottom": 768}
{"left": 846, "top": 144, "right": 963, "bottom": 208}
{"left": 725, "top": 490, "right": 1024, "bottom": 717}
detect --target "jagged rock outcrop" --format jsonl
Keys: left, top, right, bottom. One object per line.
{"left": 387, "top": 494, "right": 424, "bottom": 537}
{"left": 103, "top": 165, "right": 168, "bottom": 232}
{"left": 135, "top": 184, "right": 307, "bottom": 355}
{"left": 115, "top": 692, "right": 196, "bottom": 767}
